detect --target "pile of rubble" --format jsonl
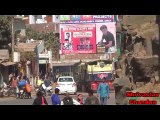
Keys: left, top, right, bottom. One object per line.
{"left": 129, "top": 82, "right": 160, "bottom": 105}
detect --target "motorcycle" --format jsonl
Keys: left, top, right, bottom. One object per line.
{"left": 18, "top": 87, "right": 29, "bottom": 99}
{"left": 39, "top": 83, "right": 52, "bottom": 96}
{"left": 3, "top": 82, "right": 14, "bottom": 97}
{"left": 3, "top": 86, "right": 14, "bottom": 97}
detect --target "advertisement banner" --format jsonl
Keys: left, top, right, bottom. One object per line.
{"left": 60, "top": 15, "right": 114, "bottom": 24}
{"left": 96, "top": 22, "right": 116, "bottom": 53}
{"left": 81, "top": 15, "right": 93, "bottom": 21}
{"left": 93, "top": 15, "right": 114, "bottom": 20}
{"left": 60, "top": 24, "right": 96, "bottom": 54}
{"left": 71, "top": 15, "right": 81, "bottom": 21}
{"left": 60, "top": 15, "right": 70, "bottom": 21}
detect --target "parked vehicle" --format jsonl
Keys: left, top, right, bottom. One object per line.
{"left": 3, "top": 82, "right": 15, "bottom": 97}
{"left": 3, "top": 85, "right": 14, "bottom": 97}
{"left": 84, "top": 60, "right": 115, "bottom": 92}
{"left": 56, "top": 76, "right": 77, "bottom": 95}
{"left": 19, "top": 87, "right": 29, "bottom": 99}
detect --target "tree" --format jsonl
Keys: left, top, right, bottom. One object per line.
{"left": 44, "top": 32, "right": 60, "bottom": 60}
{"left": 26, "top": 27, "right": 44, "bottom": 40}
{"left": 26, "top": 27, "right": 60, "bottom": 60}
{"left": 20, "top": 51, "right": 36, "bottom": 62}
{"left": 0, "top": 16, "right": 12, "bottom": 52}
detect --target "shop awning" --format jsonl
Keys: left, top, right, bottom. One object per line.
{"left": 1, "top": 62, "right": 16, "bottom": 66}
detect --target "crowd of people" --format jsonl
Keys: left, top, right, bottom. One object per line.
{"left": 3, "top": 67, "right": 131, "bottom": 105}
{"left": 32, "top": 75, "right": 114, "bottom": 105}
{"left": 30, "top": 66, "right": 132, "bottom": 105}
{"left": 7, "top": 73, "right": 32, "bottom": 99}
{"left": 33, "top": 88, "right": 102, "bottom": 105}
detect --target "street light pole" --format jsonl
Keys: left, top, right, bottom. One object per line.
{"left": 11, "top": 16, "right": 14, "bottom": 62}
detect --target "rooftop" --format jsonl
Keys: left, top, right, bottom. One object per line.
{"left": 15, "top": 41, "right": 40, "bottom": 52}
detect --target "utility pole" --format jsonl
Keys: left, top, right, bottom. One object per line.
{"left": 11, "top": 16, "right": 14, "bottom": 62}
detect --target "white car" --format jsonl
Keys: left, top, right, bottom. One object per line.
{"left": 56, "top": 76, "right": 77, "bottom": 95}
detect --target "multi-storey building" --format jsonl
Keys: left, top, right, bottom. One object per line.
{"left": 25, "top": 15, "right": 60, "bottom": 24}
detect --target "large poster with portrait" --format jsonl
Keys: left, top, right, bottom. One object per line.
{"left": 96, "top": 22, "right": 117, "bottom": 53}
{"left": 60, "top": 24, "right": 96, "bottom": 54}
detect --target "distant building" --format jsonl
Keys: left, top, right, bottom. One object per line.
{"left": 24, "top": 15, "right": 60, "bottom": 33}
{"left": 25, "top": 15, "right": 60, "bottom": 24}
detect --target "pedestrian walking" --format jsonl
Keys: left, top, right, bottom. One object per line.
{"left": 77, "top": 94, "right": 85, "bottom": 105}
{"left": 97, "top": 77, "right": 110, "bottom": 105}
{"left": 44, "top": 76, "right": 51, "bottom": 88}
{"left": 33, "top": 91, "right": 48, "bottom": 105}
{"left": 85, "top": 90, "right": 100, "bottom": 105}
{"left": 24, "top": 75, "right": 32, "bottom": 99}
{"left": 36, "top": 76, "right": 43, "bottom": 87}
{"left": 52, "top": 81, "right": 57, "bottom": 94}
{"left": 61, "top": 92, "right": 80, "bottom": 105}
{"left": 11, "top": 76, "right": 18, "bottom": 96}
{"left": 51, "top": 88, "right": 61, "bottom": 105}
{"left": 61, "top": 92, "right": 74, "bottom": 105}
{"left": 9, "top": 73, "right": 14, "bottom": 85}
{"left": 16, "top": 76, "right": 21, "bottom": 98}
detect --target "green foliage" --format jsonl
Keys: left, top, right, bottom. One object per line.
{"left": 26, "top": 27, "right": 45, "bottom": 40}
{"left": 0, "top": 16, "right": 12, "bottom": 34}
{"left": 0, "top": 16, "right": 12, "bottom": 50}
{"left": 20, "top": 51, "right": 36, "bottom": 62}
{"left": 26, "top": 27, "right": 60, "bottom": 58}
{"left": 44, "top": 32, "right": 59, "bottom": 52}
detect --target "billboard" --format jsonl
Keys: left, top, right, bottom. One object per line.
{"left": 81, "top": 15, "right": 93, "bottom": 21}
{"left": 60, "top": 15, "right": 70, "bottom": 21}
{"left": 71, "top": 15, "right": 81, "bottom": 21}
{"left": 96, "top": 22, "right": 117, "bottom": 53}
{"left": 60, "top": 24, "right": 96, "bottom": 54}
{"left": 60, "top": 15, "right": 114, "bottom": 24}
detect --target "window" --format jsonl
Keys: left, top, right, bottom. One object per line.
{"left": 59, "top": 78, "right": 73, "bottom": 82}
{"left": 88, "top": 73, "right": 112, "bottom": 81}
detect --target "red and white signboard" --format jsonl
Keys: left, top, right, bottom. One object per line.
{"left": 60, "top": 24, "right": 97, "bottom": 54}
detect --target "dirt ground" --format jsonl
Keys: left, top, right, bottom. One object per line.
{"left": 129, "top": 82, "right": 160, "bottom": 105}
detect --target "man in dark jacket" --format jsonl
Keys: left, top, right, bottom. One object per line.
{"left": 62, "top": 92, "right": 74, "bottom": 105}
{"left": 33, "top": 91, "right": 48, "bottom": 105}
{"left": 85, "top": 90, "right": 100, "bottom": 105}
{"left": 44, "top": 76, "right": 51, "bottom": 87}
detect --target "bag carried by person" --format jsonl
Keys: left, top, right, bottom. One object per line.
{"left": 25, "top": 83, "right": 31, "bottom": 92}
{"left": 19, "top": 80, "right": 26, "bottom": 87}
{"left": 42, "top": 97, "right": 46, "bottom": 105}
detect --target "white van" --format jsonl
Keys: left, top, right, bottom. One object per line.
{"left": 56, "top": 76, "right": 77, "bottom": 95}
